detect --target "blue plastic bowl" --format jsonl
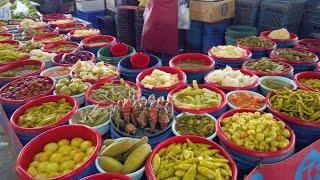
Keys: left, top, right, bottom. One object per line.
{"left": 118, "top": 55, "right": 162, "bottom": 83}
{"left": 259, "top": 76, "right": 297, "bottom": 96}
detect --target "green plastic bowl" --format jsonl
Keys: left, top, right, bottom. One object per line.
{"left": 226, "top": 25, "right": 257, "bottom": 39}
{"left": 97, "top": 45, "right": 136, "bottom": 66}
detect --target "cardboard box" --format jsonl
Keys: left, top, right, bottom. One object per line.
{"left": 190, "top": 0, "right": 235, "bottom": 23}
{"left": 76, "top": 0, "right": 105, "bottom": 12}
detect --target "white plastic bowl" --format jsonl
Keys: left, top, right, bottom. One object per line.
{"left": 95, "top": 138, "right": 145, "bottom": 180}
{"left": 226, "top": 90, "right": 266, "bottom": 111}
{"left": 69, "top": 105, "right": 111, "bottom": 135}
{"left": 54, "top": 82, "right": 91, "bottom": 105}
{"left": 172, "top": 112, "right": 217, "bottom": 140}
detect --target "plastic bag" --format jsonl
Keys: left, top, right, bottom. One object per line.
{"left": 178, "top": 0, "right": 190, "bottom": 30}
{"left": 13, "top": 1, "right": 29, "bottom": 17}
{"left": 141, "top": 0, "right": 179, "bottom": 54}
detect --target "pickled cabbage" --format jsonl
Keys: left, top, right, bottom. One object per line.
{"left": 141, "top": 69, "right": 179, "bottom": 89}
{"left": 268, "top": 28, "right": 290, "bottom": 39}
{"left": 210, "top": 45, "right": 246, "bottom": 58}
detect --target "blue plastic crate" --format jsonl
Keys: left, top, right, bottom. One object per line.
{"left": 234, "top": 0, "right": 261, "bottom": 26}
{"left": 75, "top": 10, "right": 105, "bottom": 28}
{"left": 299, "top": 8, "right": 320, "bottom": 38}
{"left": 202, "top": 20, "right": 230, "bottom": 53}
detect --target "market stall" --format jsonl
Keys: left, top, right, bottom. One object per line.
{"left": 0, "top": 0, "right": 320, "bottom": 180}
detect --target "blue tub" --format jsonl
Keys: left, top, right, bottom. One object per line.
{"left": 292, "top": 62, "right": 318, "bottom": 74}
{"left": 118, "top": 55, "right": 162, "bottom": 83}
{"left": 109, "top": 121, "right": 174, "bottom": 148}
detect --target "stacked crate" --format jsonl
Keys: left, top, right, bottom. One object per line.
{"left": 233, "top": 0, "right": 262, "bottom": 26}
{"left": 299, "top": 0, "right": 320, "bottom": 38}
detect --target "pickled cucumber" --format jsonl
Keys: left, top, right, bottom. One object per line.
{"left": 124, "top": 143, "right": 151, "bottom": 173}
{"left": 98, "top": 156, "right": 124, "bottom": 173}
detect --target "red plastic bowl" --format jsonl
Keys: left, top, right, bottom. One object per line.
{"left": 10, "top": 95, "right": 78, "bottom": 133}
{"left": 81, "top": 35, "right": 117, "bottom": 49}
{"left": 130, "top": 52, "right": 150, "bottom": 69}
{"left": 16, "top": 124, "right": 102, "bottom": 180}
{"left": 145, "top": 135, "right": 238, "bottom": 180}
{"left": 0, "top": 76, "right": 55, "bottom": 105}
{"left": 68, "top": 29, "right": 101, "bottom": 42}
{"left": 236, "top": 37, "right": 277, "bottom": 51}
{"left": 217, "top": 109, "right": 295, "bottom": 158}
{"left": 167, "top": 84, "right": 227, "bottom": 114}
{"left": 48, "top": 19, "right": 76, "bottom": 29}
{"left": 111, "top": 42, "right": 129, "bottom": 57}
{"left": 70, "top": 63, "right": 119, "bottom": 84}
{"left": 293, "top": 71, "right": 320, "bottom": 92}
{"left": 260, "top": 31, "right": 298, "bottom": 42}
{"left": 0, "top": 33, "right": 13, "bottom": 42}
{"left": 42, "top": 41, "right": 80, "bottom": 53}
{"left": 41, "top": 13, "right": 72, "bottom": 22}
{"left": 83, "top": 173, "right": 133, "bottom": 180}
{"left": 242, "top": 59, "right": 294, "bottom": 77}
{"left": 208, "top": 46, "right": 252, "bottom": 61}
{"left": 85, "top": 80, "right": 141, "bottom": 106}
{"left": 52, "top": 50, "right": 96, "bottom": 67}
{"left": 169, "top": 53, "right": 215, "bottom": 73}
{"left": 269, "top": 48, "right": 318, "bottom": 64}
{"left": 204, "top": 68, "right": 260, "bottom": 91}
{"left": 266, "top": 91, "right": 320, "bottom": 128}
{"left": 0, "top": 60, "right": 45, "bottom": 81}
{"left": 136, "top": 66, "right": 187, "bottom": 91}
{"left": 0, "top": 40, "right": 20, "bottom": 48}
{"left": 295, "top": 38, "right": 320, "bottom": 54}
{"left": 55, "top": 22, "right": 87, "bottom": 34}
{"left": 32, "top": 33, "right": 67, "bottom": 45}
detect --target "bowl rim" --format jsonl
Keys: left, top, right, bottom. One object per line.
{"left": 269, "top": 48, "right": 319, "bottom": 64}
{"left": 171, "top": 112, "right": 217, "bottom": 140}
{"left": 295, "top": 38, "right": 320, "bottom": 53}
{"left": 293, "top": 71, "right": 320, "bottom": 92}
{"left": 226, "top": 90, "right": 266, "bottom": 111}
{"left": 236, "top": 36, "right": 277, "bottom": 51}
{"left": 169, "top": 53, "right": 215, "bottom": 73}
{"left": 259, "top": 76, "right": 297, "bottom": 92}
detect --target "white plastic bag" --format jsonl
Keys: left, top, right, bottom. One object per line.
{"left": 13, "top": 1, "right": 29, "bottom": 17}
{"left": 178, "top": 0, "right": 190, "bottom": 30}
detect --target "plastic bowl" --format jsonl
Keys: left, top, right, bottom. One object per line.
{"left": 48, "top": 19, "right": 76, "bottom": 29}
{"left": 295, "top": 38, "right": 320, "bottom": 57}
{"left": 95, "top": 138, "right": 145, "bottom": 180}
{"left": 136, "top": 67, "right": 187, "bottom": 98}
{"left": 226, "top": 25, "right": 258, "bottom": 39}
{"left": 172, "top": 112, "right": 217, "bottom": 140}
{"left": 242, "top": 59, "right": 294, "bottom": 78}
{"left": 259, "top": 76, "right": 297, "bottom": 96}
{"left": 52, "top": 50, "right": 96, "bottom": 67}
{"left": 130, "top": 52, "right": 150, "bottom": 69}
{"left": 85, "top": 80, "right": 141, "bottom": 106}
{"left": 269, "top": 48, "right": 319, "bottom": 65}
{"left": 32, "top": 33, "right": 67, "bottom": 45}
{"left": 216, "top": 109, "right": 295, "bottom": 169}
{"left": 97, "top": 45, "right": 136, "bottom": 66}
{"left": 0, "top": 40, "right": 20, "bottom": 49}
{"left": 0, "top": 60, "right": 45, "bottom": 87}
{"left": 16, "top": 124, "right": 102, "bottom": 180}
{"left": 40, "top": 66, "right": 71, "bottom": 82}
{"left": 111, "top": 42, "right": 129, "bottom": 57}
{"left": 167, "top": 84, "right": 227, "bottom": 117}
{"left": 204, "top": 68, "right": 260, "bottom": 92}
{"left": 68, "top": 29, "right": 101, "bottom": 43}
{"left": 82, "top": 173, "right": 133, "bottom": 180}
{"left": 42, "top": 41, "right": 80, "bottom": 54}
{"left": 208, "top": 47, "right": 252, "bottom": 68}
{"left": 226, "top": 90, "right": 266, "bottom": 111}
{"left": 236, "top": 37, "right": 277, "bottom": 59}
{"left": 10, "top": 95, "right": 79, "bottom": 144}
{"left": 54, "top": 82, "right": 91, "bottom": 105}
{"left": 41, "top": 13, "right": 72, "bottom": 22}
{"left": 145, "top": 135, "right": 238, "bottom": 180}
{"left": 55, "top": 22, "right": 87, "bottom": 34}
{"left": 81, "top": 35, "right": 117, "bottom": 54}
{"left": 260, "top": 31, "right": 298, "bottom": 48}
{"left": 70, "top": 64, "right": 119, "bottom": 84}
{"left": 293, "top": 71, "right": 320, "bottom": 92}
{"left": 0, "top": 33, "right": 14, "bottom": 42}
{"left": 169, "top": 53, "right": 215, "bottom": 84}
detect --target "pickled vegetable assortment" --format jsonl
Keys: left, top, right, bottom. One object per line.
{"left": 238, "top": 36, "right": 274, "bottom": 48}
{"left": 17, "top": 99, "right": 73, "bottom": 128}
{"left": 172, "top": 81, "right": 222, "bottom": 109}
{"left": 0, "top": 64, "right": 39, "bottom": 77}
{"left": 300, "top": 79, "right": 320, "bottom": 91}
{"left": 26, "top": 138, "right": 95, "bottom": 178}
{"left": 141, "top": 69, "right": 180, "bottom": 89}
{"left": 0, "top": 49, "right": 28, "bottom": 63}
{"left": 176, "top": 59, "right": 208, "bottom": 69}
{"left": 273, "top": 49, "right": 316, "bottom": 61}
{"left": 87, "top": 39, "right": 110, "bottom": 46}
{"left": 221, "top": 112, "right": 291, "bottom": 152}
{"left": 175, "top": 113, "right": 215, "bottom": 137}
{"left": 55, "top": 78, "right": 89, "bottom": 96}
{"left": 73, "top": 29, "right": 100, "bottom": 37}
{"left": 245, "top": 58, "right": 290, "bottom": 73}
{"left": 72, "top": 61, "right": 117, "bottom": 81}
{"left": 228, "top": 92, "right": 265, "bottom": 109}
{"left": 49, "top": 44, "right": 78, "bottom": 53}
{"left": 49, "top": 19, "right": 75, "bottom": 26}
{"left": 98, "top": 137, "right": 151, "bottom": 174}
{"left": 299, "top": 40, "right": 320, "bottom": 51}
{"left": 270, "top": 89, "right": 320, "bottom": 122}
{"left": 1, "top": 76, "right": 53, "bottom": 100}
{"left": 152, "top": 139, "right": 233, "bottom": 180}
{"left": 261, "top": 79, "right": 293, "bottom": 90}
{"left": 72, "top": 105, "right": 112, "bottom": 127}
{"left": 36, "top": 34, "right": 65, "bottom": 44}
{"left": 0, "top": 42, "right": 17, "bottom": 50}
{"left": 90, "top": 79, "right": 138, "bottom": 104}
{"left": 42, "top": 67, "right": 70, "bottom": 77}
{"left": 57, "top": 51, "right": 93, "bottom": 65}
